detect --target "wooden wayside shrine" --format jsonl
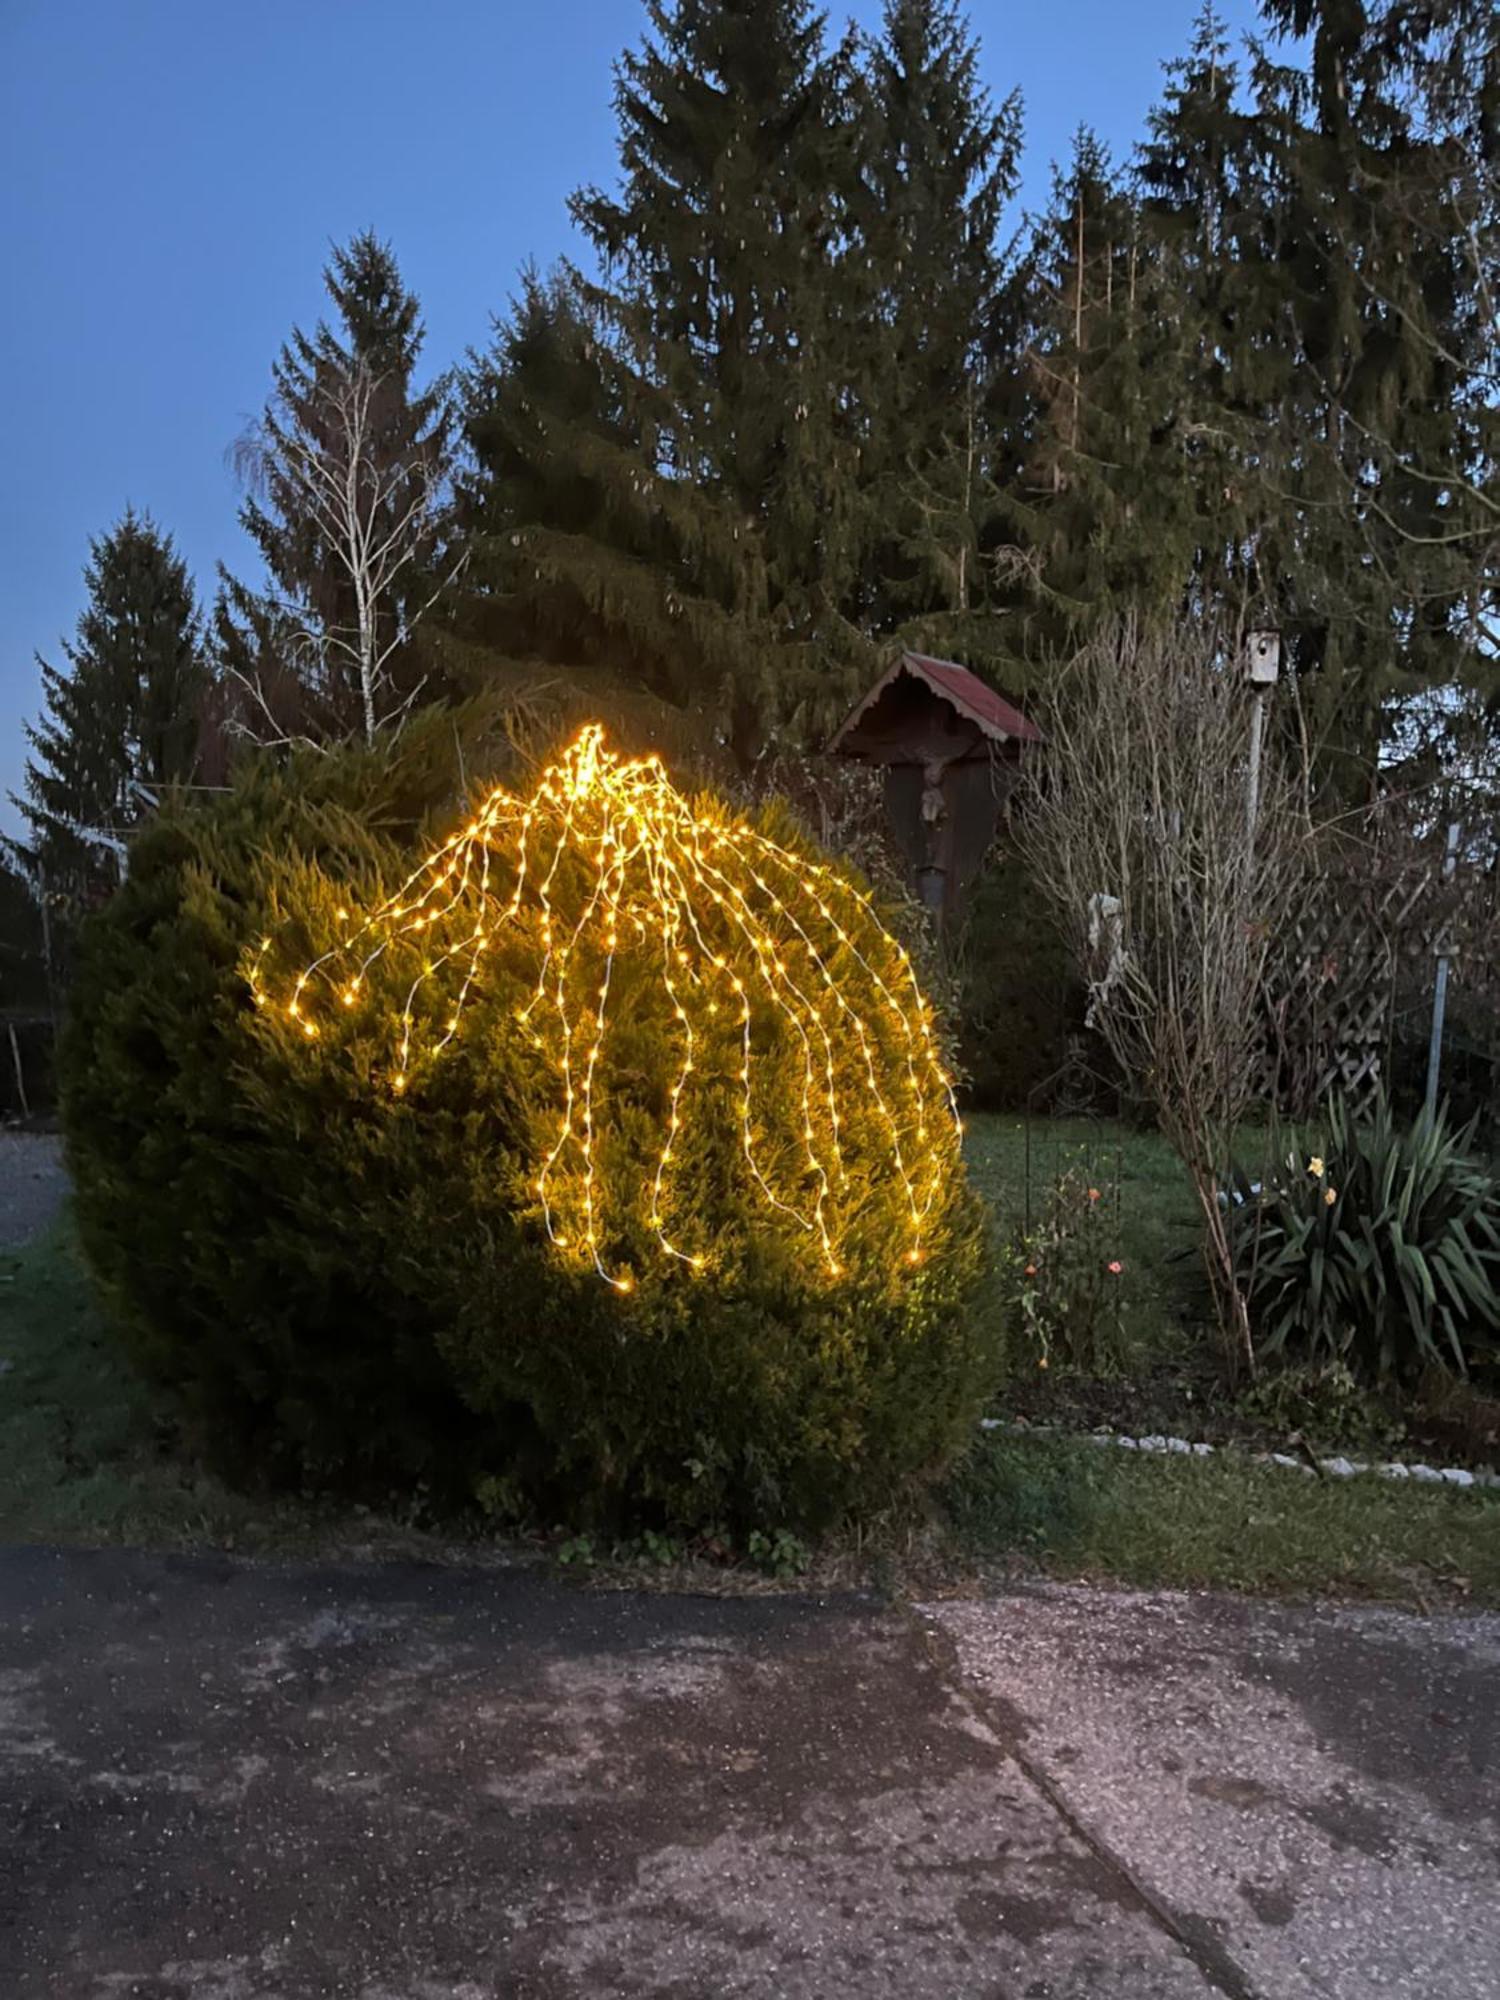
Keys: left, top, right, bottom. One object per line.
{"left": 827, "top": 651, "right": 1042, "bottom": 925}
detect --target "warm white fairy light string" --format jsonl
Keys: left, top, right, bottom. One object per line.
{"left": 253, "top": 725, "right": 962, "bottom": 1292}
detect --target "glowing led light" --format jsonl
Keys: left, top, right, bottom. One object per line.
{"left": 267, "top": 725, "right": 961, "bottom": 1289}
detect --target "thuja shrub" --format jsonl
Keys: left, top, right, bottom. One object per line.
{"left": 953, "top": 847, "right": 1081, "bottom": 1108}
{"left": 61, "top": 717, "right": 993, "bottom": 1529}
{"left": 59, "top": 729, "right": 498, "bottom": 1495}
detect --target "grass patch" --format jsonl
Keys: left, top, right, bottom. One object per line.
{"left": 0, "top": 1218, "right": 448, "bottom": 1558}
{"left": 963, "top": 1111, "right": 1208, "bottom": 1350}
{"left": 945, "top": 1429, "right": 1500, "bottom": 1604}
{"left": 7, "top": 1203, "right": 1496, "bottom": 1609}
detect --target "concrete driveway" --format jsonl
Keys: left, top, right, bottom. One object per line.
{"left": 1, "top": 1549, "right": 1496, "bottom": 1998}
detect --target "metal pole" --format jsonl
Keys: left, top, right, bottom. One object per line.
{"left": 1246, "top": 690, "right": 1268, "bottom": 850}
{"left": 1243, "top": 632, "right": 1280, "bottom": 852}
{"left": 1424, "top": 820, "right": 1461, "bottom": 1117}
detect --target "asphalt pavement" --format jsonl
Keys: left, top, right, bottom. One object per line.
{"left": 1, "top": 1548, "right": 1495, "bottom": 1998}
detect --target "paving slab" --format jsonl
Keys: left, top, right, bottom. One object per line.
{"left": 0, "top": 1547, "right": 1214, "bottom": 2000}
{"left": 925, "top": 1584, "right": 1500, "bottom": 2000}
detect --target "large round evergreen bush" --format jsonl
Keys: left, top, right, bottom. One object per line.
{"left": 61, "top": 713, "right": 993, "bottom": 1530}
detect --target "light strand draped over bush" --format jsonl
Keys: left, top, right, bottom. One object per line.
{"left": 59, "top": 709, "right": 992, "bottom": 1528}
{"left": 255, "top": 724, "right": 963, "bottom": 1293}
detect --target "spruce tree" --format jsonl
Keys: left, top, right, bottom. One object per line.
{"left": 460, "top": 266, "right": 772, "bottom": 733}
{"left": 9, "top": 511, "right": 205, "bottom": 920}
{"left": 1136, "top": 0, "right": 1498, "bottom": 795}
{"left": 463, "top": 1, "right": 877, "bottom": 763}
{"left": 217, "top": 231, "right": 454, "bottom": 743}
{"left": 1285, "top": 0, "right": 1500, "bottom": 775}
{"left": 1132, "top": 5, "right": 1272, "bottom": 629}
{"left": 1236, "top": 0, "right": 1445, "bottom": 786}
{"left": 857, "top": 0, "right": 1022, "bottom": 652}
{"left": 968, "top": 0, "right": 1498, "bottom": 796}
{"left": 985, "top": 132, "right": 1182, "bottom": 675}
{"left": 0, "top": 854, "right": 48, "bottom": 1020}
{"left": 572, "top": 0, "right": 868, "bottom": 629}
{"left": 980, "top": 11, "right": 1290, "bottom": 683}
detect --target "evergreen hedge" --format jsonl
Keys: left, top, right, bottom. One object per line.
{"left": 60, "top": 715, "right": 994, "bottom": 1531}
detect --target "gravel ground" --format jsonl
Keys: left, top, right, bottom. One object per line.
{"left": 0, "top": 1132, "right": 68, "bottom": 1249}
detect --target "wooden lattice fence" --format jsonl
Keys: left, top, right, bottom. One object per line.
{"left": 1263, "top": 821, "right": 1500, "bottom": 1119}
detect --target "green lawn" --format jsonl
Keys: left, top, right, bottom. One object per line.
{"left": 963, "top": 1110, "right": 1210, "bottom": 1352}
{"left": 947, "top": 1429, "right": 1500, "bottom": 1605}
{"left": 7, "top": 1195, "right": 1500, "bottom": 1605}
{"left": 955, "top": 1121, "right": 1500, "bottom": 1601}
{"left": 0, "top": 1221, "right": 437, "bottom": 1557}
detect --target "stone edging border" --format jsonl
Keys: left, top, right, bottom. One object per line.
{"left": 978, "top": 1417, "right": 1499, "bottom": 1491}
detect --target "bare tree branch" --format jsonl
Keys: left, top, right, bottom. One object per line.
{"left": 232, "top": 360, "right": 458, "bottom": 746}
{"left": 1017, "top": 621, "right": 1311, "bottom": 1370}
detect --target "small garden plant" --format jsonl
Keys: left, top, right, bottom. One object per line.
{"left": 1010, "top": 1163, "right": 1127, "bottom": 1376}
{"left": 1231, "top": 1096, "right": 1500, "bottom": 1384}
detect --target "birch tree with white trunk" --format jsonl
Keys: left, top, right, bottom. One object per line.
{"left": 216, "top": 232, "right": 458, "bottom": 749}
{"left": 232, "top": 360, "right": 460, "bottom": 745}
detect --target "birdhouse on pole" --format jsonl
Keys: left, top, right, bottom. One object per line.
{"left": 1246, "top": 630, "right": 1282, "bottom": 686}
{"left": 827, "top": 651, "right": 1042, "bottom": 926}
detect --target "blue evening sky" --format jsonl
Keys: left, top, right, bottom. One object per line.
{"left": 0, "top": 0, "right": 1268, "bottom": 830}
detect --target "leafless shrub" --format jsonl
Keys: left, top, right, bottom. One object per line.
{"left": 1016, "top": 620, "right": 1310, "bottom": 1369}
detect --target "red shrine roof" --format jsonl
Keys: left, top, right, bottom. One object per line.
{"left": 828, "top": 651, "right": 1043, "bottom": 756}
